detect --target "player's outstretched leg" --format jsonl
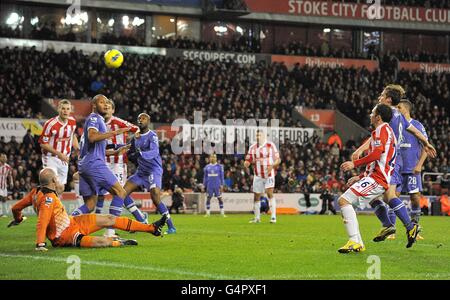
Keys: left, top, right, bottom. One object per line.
{"left": 338, "top": 197, "right": 365, "bottom": 254}
{"left": 97, "top": 214, "right": 167, "bottom": 237}
{"left": 79, "top": 235, "right": 138, "bottom": 248}
{"left": 205, "top": 196, "right": 212, "bottom": 217}
{"left": 370, "top": 199, "right": 396, "bottom": 242}
{"left": 72, "top": 195, "right": 97, "bottom": 216}
{"left": 124, "top": 195, "right": 147, "bottom": 223}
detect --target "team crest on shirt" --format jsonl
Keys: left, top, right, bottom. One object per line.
{"left": 42, "top": 137, "right": 49, "bottom": 142}
{"left": 45, "top": 197, "right": 53, "bottom": 207}
{"left": 373, "top": 139, "right": 381, "bottom": 147}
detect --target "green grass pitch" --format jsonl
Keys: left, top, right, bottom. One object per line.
{"left": 0, "top": 214, "right": 449, "bottom": 280}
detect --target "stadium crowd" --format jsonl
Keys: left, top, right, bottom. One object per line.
{"left": 0, "top": 46, "right": 448, "bottom": 198}
{"left": 155, "top": 36, "right": 261, "bottom": 53}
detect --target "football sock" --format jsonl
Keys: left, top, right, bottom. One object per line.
{"left": 114, "top": 216, "right": 155, "bottom": 233}
{"left": 80, "top": 236, "right": 94, "bottom": 247}
{"left": 206, "top": 196, "right": 211, "bottom": 211}
{"left": 388, "top": 208, "right": 397, "bottom": 226}
{"left": 95, "top": 195, "right": 105, "bottom": 214}
{"left": 157, "top": 202, "right": 175, "bottom": 229}
{"left": 107, "top": 196, "right": 125, "bottom": 236}
{"left": 254, "top": 201, "right": 261, "bottom": 220}
{"left": 411, "top": 202, "right": 421, "bottom": 223}
{"left": 341, "top": 205, "right": 362, "bottom": 244}
{"left": 124, "top": 195, "right": 146, "bottom": 223}
{"left": 218, "top": 197, "right": 224, "bottom": 215}
{"left": 71, "top": 204, "right": 91, "bottom": 216}
{"left": 371, "top": 199, "right": 393, "bottom": 227}
{"left": 270, "top": 197, "right": 276, "bottom": 219}
{"left": 389, "top": 198, "right": 413, "bottom": 231}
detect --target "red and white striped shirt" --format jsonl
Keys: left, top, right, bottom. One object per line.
{"left": 105, "top": 116, "right": 138, "bottom": 164}
{"left": 0, "top": 163, "right": 12, "bottom": 190}
{"left": 245, "top": 142, "right": 280, "bottom": 178}
{"left": 38, "top": 116, "right": 77, "bottom": 157}
{"left": 364, "top": 123, "right": 397, "bottom": 189}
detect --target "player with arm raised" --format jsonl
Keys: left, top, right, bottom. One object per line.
{"left": 7, "top": 168, "right": 166, "bottom": 250}
{"left": 0, "top": 153, "right": 13, "bottom": 217}
{"left": 338, "top": 104, "right": 397, "bottom": 253}
{"left": 244, "top": 130, "right": 281, "bottom": 224}
{"left": 39, "top": 99, "right": 79, "bottom": 187}
{"left": 71, "top": 95, "right": 130, "bottom": 217}
{"left": 203, "top": 153, "right": 226, "bottom": 217}
{"left": 386, "top": 99, "right": 428, "bottom": 240}
{"left": 352, "top": 85, "right": 434, "bottom": 243}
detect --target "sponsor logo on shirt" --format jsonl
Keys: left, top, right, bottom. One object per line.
{"left": 45, "top": 197, "right": 53, "bottom": 207}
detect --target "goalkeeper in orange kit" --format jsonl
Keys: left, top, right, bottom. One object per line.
{"left": 8, "top": 168, "right": 166, "bottom": 251}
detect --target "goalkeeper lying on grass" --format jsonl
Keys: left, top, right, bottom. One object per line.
{"left": 7, "top": 168, "right": 166, "bottom": 251}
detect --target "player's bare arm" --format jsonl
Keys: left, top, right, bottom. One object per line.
{"left": 413, "top": 148, "right": 428, "bottom": 174}
{"left": 406, "top": 125, "right": 436, "bottom": 158}
{"left": 72, "top": 134, "right": 80, "bottom": 152}
{"left": 340, "top": 161, "right": 355, "bottom": 172}
{"left": 105, "top": 144, "right": 131, "bottom": 156}
{"left": 88, "top": 127, "right": 130, "bottom": 143}
{"left": 267, "top": 158, "right": 281, "bottom": 175}
{"left": 243, "top": 160, "right": 251, "bottom": 168}
{"left": 347, "top": 176, "right": 360, "bottom": 187}
{"left": 351, "top": 138, "right": 371, "bottom": 161}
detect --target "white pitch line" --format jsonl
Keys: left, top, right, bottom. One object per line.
{"left": 2, "top": 253, "right": 450, "bottom": 280}
{"left": 0, "top": 253, "right": 252, "bottom": 280}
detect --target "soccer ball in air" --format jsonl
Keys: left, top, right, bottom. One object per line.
{"left": 104, "top": 49, "right": 124, "bottom": 68}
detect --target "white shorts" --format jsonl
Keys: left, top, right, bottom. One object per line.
{"left": 252, "top": 175, "right": 275, "bottom": 194}
{"left": 0, "top": 189, "right": 7, "bottom": 198}
{"left": 42, "top": 155, "right": 69, "bottom": 185}
{"left": 341, "top": 176, "right": 386, "bottom": 206}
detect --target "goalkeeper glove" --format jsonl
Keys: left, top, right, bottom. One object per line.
{"left": 7, "top": 216, "right": 27, "bottom": 228}
{"left": 35, "top": 242, "right": 48, "bottom": 252}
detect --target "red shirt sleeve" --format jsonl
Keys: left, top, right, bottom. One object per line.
{"left": 38, "top": 119, "right": 53, "bottom": 145}
{"left": 354, "top": 126, "right": 388, "bottom": 167}
{"left": 115, "top": 117, "right": 139, "bottom": 133}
